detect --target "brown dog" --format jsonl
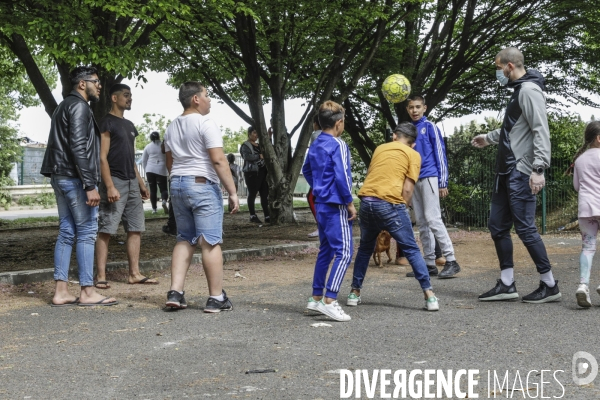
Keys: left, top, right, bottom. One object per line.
{"left": 373, "top": 230, "right": 392, "bottom": 267}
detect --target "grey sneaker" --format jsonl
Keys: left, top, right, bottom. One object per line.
{"left": 479, "top": 279, "right": 519, "bottom": 301}
{"left": 306, "top": 296, "right": 320, "bottom": 311}
{"left": 438, "top": 260, "right": 461, "bottom": 278}
{"left": 204, "top": 291, "right": 233, "bottom": 313}
{"left": 162, "top": 200, "right": 169, "bottom": 214}
{"left": 166, "top": 290, "right": 187, "bottom": 309}
{"left": 522, "top": 280, "right": 561, "bottom": 304}
{"left": 346, "top": 293, "right": 361, "bottom": 307}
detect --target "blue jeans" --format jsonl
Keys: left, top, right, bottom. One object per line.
{"left": 488, "top": 168, "right": 551, "bottom": 273}
{"left": 51, "top": 175, "right": 98, "bottom": 286}
{"left": 170, "top": 176, "right": 223, "bottom": 246}
{"left": 351, "top": 199, "right": 432, "bottom": 291}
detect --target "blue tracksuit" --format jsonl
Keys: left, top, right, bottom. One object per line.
{"left": 412, "top": 116, "right": 448, "bottom": 188}
{"left": 302, "top": 133, "right": 353, "bottom": 298}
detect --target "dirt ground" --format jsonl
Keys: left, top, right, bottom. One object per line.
{"left": 0, "top": 229, "right": 583, "bottom": 314}
{"left": 0, "top": 209, "right": 350, "bottom": 273}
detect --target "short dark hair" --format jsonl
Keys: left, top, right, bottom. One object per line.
{"left": 393, "top": 122, "right": 418, "bottom": 144}
{"left": 179, "top": 81, "right": 204, "bottom": 109}
{"left": 227, "top": 153, "right": 235, "bottom": 164}
{"left": 109, "top": 83, "right": 131, "bottom": 96}
{"left": 312, "top": 113, "right": 322, "bottom": 129}
{"left": 69, "top": 66, "right": 98, "bottom": 87}
{"left": 247, "top": 126, "right": 256, "bottom": 136}
{"left": 318, "top": 101, "right": 344, "bottom": 129}
{"left": 406, "top": 94, "right": 426, "bottom": 105}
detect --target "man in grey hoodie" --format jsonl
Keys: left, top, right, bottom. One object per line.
{"left": 472, "top": 47, "right": 561, "bottom": 304}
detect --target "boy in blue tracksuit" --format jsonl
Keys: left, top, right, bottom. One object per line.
{"left": 406, "top": 94, "right": 461, "bottom": 279}
{"left": 302, "top": 100, "right": 357, "bottom": 322}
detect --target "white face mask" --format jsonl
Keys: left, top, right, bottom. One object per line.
{"left": 496, "top": 69, "right": 509, "bottom": 86}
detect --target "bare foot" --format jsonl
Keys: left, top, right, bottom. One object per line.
{"left": 52, "top": 294, "right": 79, "bottom": 305}
{"left": 80, "top": 288, "right": 117, "bottom": 304}
{"left": 128, "top": 276, "right": 158, "bottom": 285}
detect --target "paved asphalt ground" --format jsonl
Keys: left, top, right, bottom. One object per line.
{"left": 1, "top": 236, "right": 600, "bottom": 399}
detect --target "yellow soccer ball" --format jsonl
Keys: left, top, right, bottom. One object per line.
{"left": 381, "top": 74, "right": 411, "bottom": 103}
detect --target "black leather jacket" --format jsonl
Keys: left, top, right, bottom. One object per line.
{"left": 41, "top": 91, "right": 100, "bottom": 191}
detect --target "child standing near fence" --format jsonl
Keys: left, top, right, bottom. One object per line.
{"left": 569, "top": 121, "right": 600, "bottom": 308}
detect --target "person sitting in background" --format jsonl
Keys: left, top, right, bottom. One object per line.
{"left": 142, "top": 131, "right": 169, "bottom": 214}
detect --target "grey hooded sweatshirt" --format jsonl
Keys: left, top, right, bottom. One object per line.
{"left": 484, "top": 69, "right": 551, "bottom": 176}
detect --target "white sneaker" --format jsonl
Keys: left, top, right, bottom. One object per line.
{"left": 316, "top": 300, "right": 351, "bottom": 321}
{"left": 424, "top": 296, "right": 439, "bottom": 311}
{"left": 307, "top": 229, "right": 319, "bottom": 238}
{"left": 151, "top": 209, "right": 157, "bottom": 214}
{"left": 346, "top": 293, "right": 361, "bottom": 306}
{"left": 306, "top": 296, "right": 320, "bottom": 311}
{"left": 576, "top": 284, "right": 592, "bottom": 308}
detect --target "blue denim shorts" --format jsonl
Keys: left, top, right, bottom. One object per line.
{"left": 170, "top": 176, "right": 223, "bottom": 246}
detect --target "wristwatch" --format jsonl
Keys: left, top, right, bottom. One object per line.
{"left": 533, "top": 165, "right": 544, "bottom": 174}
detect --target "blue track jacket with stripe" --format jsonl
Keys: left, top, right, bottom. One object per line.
{"left": 412, "top": 116, "right": 448, "bottom": 188}
{"left": 302, "top": 133, "right": 353, "bottom": 205}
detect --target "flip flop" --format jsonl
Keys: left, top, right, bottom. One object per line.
{"left": 129, "top": 277, "right": 159, "bottom": 285}
{"left": 94, "top": 281, "right": 111, "bottom": 289}
{"left": 78, "top": 297, "right": 119, "bottom": 307}
{"left": 51, "top": 297, "right": 80, "bottom": 307}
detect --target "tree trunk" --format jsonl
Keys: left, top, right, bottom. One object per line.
{"left": 3, "top": 33, "right": 58, "bottom": 118}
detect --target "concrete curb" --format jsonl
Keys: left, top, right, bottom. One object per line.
{"left": 0, "top": 240, "right": 327, "bottom": 285}
{"left": 0, "top": 229, "right": 462, "bottom": 286}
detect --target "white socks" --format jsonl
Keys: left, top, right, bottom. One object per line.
{"left": 500, "top": 268, "right": 514, "bottom": 286}
{"left": 500, "top": 268, "right": 556, "bottom": 288}
{"left": 540, "top": 271, "right": 556, "bottom": 287}
{"left": 210, "top": 293, "right": 225, "bottom": 301}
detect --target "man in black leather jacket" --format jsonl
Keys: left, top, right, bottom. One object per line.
{"left": 40, "top": 66, "right": 117, "bottom": 307}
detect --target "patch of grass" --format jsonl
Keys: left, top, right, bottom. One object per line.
{"left": 0, "top": 216, "right": 59, "bottom": 229}
{"left": 15, "top": 193, "right": 56, "bottom": 209}
{"left": 143, "top": 209, "right": 169, "bottom": 219}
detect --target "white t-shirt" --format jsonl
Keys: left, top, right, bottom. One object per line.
{"left": 142, "top": 141, "right": 168, "bottom": 176}
{"left": 164, "top": 114, "right": 223, "bottom": 183}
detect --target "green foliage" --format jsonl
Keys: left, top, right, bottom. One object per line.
{"left": 0, "top": 176, "right": 13, "bottom": 210}
{"left": 135, "top": 113, "right": 171, "bottom": 151}
{"left": 442, "top": 118, "right": 499, "bottom": 227}
{"left": 442, "top": 114, "right": 585, "bottom": 230}
{"left": 16, "top": 193, "right": 56, "bottom": 208}
{"left": 222, "top": 127, "right": 247, "bottom": 154}
{"left": 0, "top": 125, "right": 22, "bottom": 179}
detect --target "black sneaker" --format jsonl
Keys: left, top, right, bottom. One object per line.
{"left": 162, "top": 225, "right": 177, "bottom": 236}
{"left": 249, "top": 215, "right": 263, "bottom": 224}
{"left": 204, "top": 290, "right": 233, "bottom": 313}
{"left": 479, "top": 279, "right": 519, "bottom": 301}
{"left": 522, "top": 280, "right": 562, "bottom": 304}
{"left": 406, "top": 265, "right": 438, "bottom": 277}
{"left": 438, "top": 260, "right": 461, "bottom": 279}
{"left": 264, "top": 216, "right": 270, "bottom": 223}
{"left": 166, "top": 290, "right": 187, "bottom": 309}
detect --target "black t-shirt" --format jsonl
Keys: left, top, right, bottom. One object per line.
{"left": 98, "top": 114, "right": 139, "bottom": 180}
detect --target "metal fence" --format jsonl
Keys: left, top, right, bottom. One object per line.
{"left": 441, "top": 140, "right": 577, "bottom": 234}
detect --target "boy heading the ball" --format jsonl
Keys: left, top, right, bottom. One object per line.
{"left": 302, "top": 101, "right": 357, "bottom": 322}
{"left": 406, "top": 94, "right": 461, "bottom": 279}
{"left": 347, "top": 122, "right": 439, "bottom": 311}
